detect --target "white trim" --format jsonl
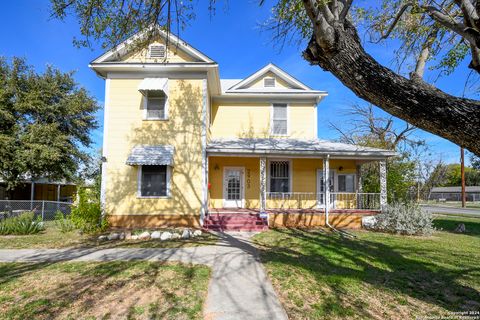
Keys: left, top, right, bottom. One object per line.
{"left": 91, "top": 25, "right": 214, "bottom": 64}
{"left": 270, "top": 103, "right": 289, "bottom": 136}
{"left": 201, "top": 79, "right": 208, "bottom": 225}
{"left": 314, "top": 104, "right": 318, "bottom": 138}
{"left": 142, "top": 81, "right": 169, "bottom": 120}
{"left": 229, "top": 63, "right": 312, "bottom": 91}
{"left": 100, "top": 79, "right": 111, "bottom": 209}
{"left": 222, "top": 167, "right": 245, "bottom": 208}
{"left": 137, "top": 165, "right": 172, "bottom": 199}
{"left": 267, "top": 159, "right": 293, "bottom": 193}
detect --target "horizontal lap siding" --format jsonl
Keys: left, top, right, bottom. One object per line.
{"left": 105, "top": 79, "right": 204, "bottom": 220}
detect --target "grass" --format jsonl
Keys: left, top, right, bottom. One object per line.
{"left": 0, "top": 261, "right": 210, "bottom": 320}
{"left": 253, "top": 215, "right": 480, "bottom": 319}
{"left": 0, "top": 223, "right": 218, "bottom": 249}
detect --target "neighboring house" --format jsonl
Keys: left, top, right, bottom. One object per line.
{"left": 90, "top": 26, "right": 395, "bottom": 229}
{"left": 429, "top": 186, "right": 480, "bottom": 202}
{"left": 0, "top": 178, "right": 76, "bottom": 202}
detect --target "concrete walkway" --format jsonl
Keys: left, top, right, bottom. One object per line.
{"left": 0, "top": 232, "right": 288, "bottom": 320}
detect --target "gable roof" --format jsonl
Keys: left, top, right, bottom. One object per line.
{"left": 91, "top": 25, "right": 215, "bottom": 64}
{"left": 228, "top": 63, "right": 315, "bottom": 91}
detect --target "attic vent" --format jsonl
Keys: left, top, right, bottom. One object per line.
{"left": 149, "top": 45, "right": 166, "bottom": 58}
{"left": 264, "top": 77, "right": 276, "bottom": 87}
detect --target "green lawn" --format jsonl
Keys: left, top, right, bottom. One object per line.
{"left": 253, "top": 216, "right": 480, "bottom": 319}
{"left": 0, "top": 261, "right": 210, "bottom": 320}
{"left": 0, "top": 224, "right": 218, "bottom": 249}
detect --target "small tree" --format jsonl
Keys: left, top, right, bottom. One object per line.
{"left": 0, "top": 57, "right": 99, "bottom": 196}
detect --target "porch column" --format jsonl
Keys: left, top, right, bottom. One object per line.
{"left": 260, "top": 157, "right": 267, "bottom": 212}
{"left": 356, "top": 164, "right": 363, "bottom": 209}
{"left": 30, "top": 182, "right": 35, "bottom": 210}
{"left": 379, "top": 159, "right": 387, "bottom": 210}
{"left": 57, "top": 184, "right": 61, "bottom": 202}
{"left": 323, "top": 155, "right": 330, "bottom": 215}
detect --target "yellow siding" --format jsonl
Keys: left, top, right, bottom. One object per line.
{"left": 248, "top": 71, "right": 291, "bottom": 89}
{"left": 210, "top": 102, "right": 316, "bottom": 138}
{"left": 208, "top": 157, "right": 357, "bottom": 209}
{"left": 122, "top": 40, "right": 197, "bottom": 63}
{"left": 105, "top": 78, "right": 204, "bottom": 217}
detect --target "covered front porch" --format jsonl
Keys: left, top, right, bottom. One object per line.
{"left": 205, "top": 138, "right": 395, "bottom": 222}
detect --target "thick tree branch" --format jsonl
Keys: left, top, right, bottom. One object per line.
{"left": 302, "top": 15, "right": 480, "bottom": 155}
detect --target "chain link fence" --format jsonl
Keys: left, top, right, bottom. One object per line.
{"left": 0, "top": 200, "right": 72, "bottom": 221}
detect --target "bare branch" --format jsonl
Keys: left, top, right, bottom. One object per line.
{"left": 375, "top": 2, "right": 413, "bottom": 43}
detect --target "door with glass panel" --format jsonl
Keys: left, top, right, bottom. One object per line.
{"left": 317, "top": 169, "right": 335, "bottom": 208}
{"left": 223, "top": 168, "right": 244, "bottom": 208}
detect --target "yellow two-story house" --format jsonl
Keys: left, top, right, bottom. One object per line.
{"left": 90, "top": 27, "right": 395, "bottom": 230}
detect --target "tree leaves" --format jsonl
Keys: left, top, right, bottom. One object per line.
{"left": 0, "top": 57, "right": 99, "bottom": 192}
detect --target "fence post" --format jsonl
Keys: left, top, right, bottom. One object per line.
{"left": 41, "top": 201, "right": 45, "bottom": 221}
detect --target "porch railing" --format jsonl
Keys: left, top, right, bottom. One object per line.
{"left": 266, "top": 192, "right": 380, "bottom": 210}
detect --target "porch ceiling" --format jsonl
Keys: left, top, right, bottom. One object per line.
{"left": 206, "top": 138, "right": 396, "bottom": 159}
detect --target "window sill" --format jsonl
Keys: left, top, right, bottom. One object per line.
{"left": 143, "top": 118, "right": 169, "bottom": 121}
{"left": 137, "top": 195, "right": 172, "bottom": 199}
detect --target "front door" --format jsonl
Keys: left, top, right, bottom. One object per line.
{"left": 223, "top": 168, "right": 244, "bottom": 208}
{"left": 317, "top": 169, "right": 335, "bottom": 208}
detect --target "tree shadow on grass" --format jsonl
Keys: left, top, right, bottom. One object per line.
{"left": 255, "top": 228, "right": 480, "bottom": 317}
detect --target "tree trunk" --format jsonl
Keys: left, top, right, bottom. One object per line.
{"left": 303, "top": 20, "right": 480, "bottom": 155}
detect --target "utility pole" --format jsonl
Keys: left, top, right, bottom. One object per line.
{"left": 461, "top": 147, "right": 466, "bottom": 208}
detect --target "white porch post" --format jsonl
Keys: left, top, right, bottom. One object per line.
{"left": 323, "top": 156, "right": 330, "bottom": 225}
{"left": 356, "top": 164, "right": 362, "bottom": 209}
{"left": 57, "top": 184, "right": 61, "bottom": 202}
{"left": 30, "top": 182, "right": 35, "bottom": 210}
{"left": 260, "top": 157, "right": 267, "bottom": 212}
{"left": 379, "top": 159, "right": 387, "bottom": 210}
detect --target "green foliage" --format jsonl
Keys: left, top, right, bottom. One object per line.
{"left": 70, "top": 187, "right": 106, "bottom": 233}
{"left": 0, "top": 57, "right": 99, "bottom": 193}
{"left": 54, "top": 211, "right": 75, "bottom": 233}
{"left": 438, "top": 164, "right": 480, "bottom": 186}
{"left": 374, "top": 202, "right": 434, "bottom": 236}
{"left": 0, "top": 212, "right": 45, "bottom": 235}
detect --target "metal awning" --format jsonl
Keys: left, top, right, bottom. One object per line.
{"left": 138, "top": 78, "right": 169, "bottom": 96}
{"left": 126, "top": 145, "right": 174, "bottom": 166}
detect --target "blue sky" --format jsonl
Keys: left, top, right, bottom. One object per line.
{"left": 0, "top": 0, "right": 473, "bottom": 164}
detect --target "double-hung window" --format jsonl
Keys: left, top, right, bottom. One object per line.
{"left": 140, "top": 165, "right": 168, "bottom": 197}
{"left": 272, "top": 103, "right": 288, "bottom": 135}
{"left": 269, "top": 160, "right": 290, "bottom": 193}
{"left": 337, "top": 174, "right": 355, "bottom": 193}
{"left": 146, "top": 90, "right": 167, "bottom": 120}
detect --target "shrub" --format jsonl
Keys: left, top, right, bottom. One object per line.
{"left": 0, "top": 212, "right": 45, "bottom": 235}
{"left": 373, "top": 202, "right": 434, "bottom": 236}
{"left": 70, "top": 187, "right": 107, "bottom": 233}
{"left": 54, "top": 211, "right": 76, "bottom": 233}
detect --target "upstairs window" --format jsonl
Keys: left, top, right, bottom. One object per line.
{"left": 146, "top": 90, "right": 167, "bottom": 119}
{"left": 149, "top": 44, "right": 166, "bottom": 58}
{"left": 338, "top": 174, "right": 355, "bottom": 193}
{"left": 272, "top": 103, "right": 287, "bottom": 135}
{"left": 140, "top": 165, "right": 168, "bottom": 197}
{"left": 264, "top": 77, "right": 276, "bottom": 87}
{"left": 269, "top": 160, "right": 290, "bottom": 193}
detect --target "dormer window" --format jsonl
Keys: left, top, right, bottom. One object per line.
{"left": 264, "top": 77, "right": 276, "bottom": 87}
{"left": 149, "top": 44, "right": 166, "bottom": 58}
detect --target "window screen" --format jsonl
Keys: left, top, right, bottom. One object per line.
{"left": 338, "top": 174, "right": 355, "bottom": 192}
{"left": 141, "top": 165, "right": 167, "bottom": 196}
{"left": 146, "top": 90, "right": 166, "bottom": 119}
{"left": 270, "top": 161, "right": 290, "bottom": 192}
{"left": 272, "top": 103, "right": 287, "bottom": 135}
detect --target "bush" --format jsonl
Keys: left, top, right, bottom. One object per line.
{"left": 54, "top": 211, "right": 76, "bottom": 233}
{"left": 0, "top": 212, "right": 45, "bottom": 235}
{"left": 70, "top": 187, "right": 107, "bottom": 233}
{"left": 373, "top": 202, "right": 434, "bottom": 236}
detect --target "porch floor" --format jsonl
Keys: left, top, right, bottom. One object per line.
{"left": 208, "top": 208, "right": 380, "bottom": 215}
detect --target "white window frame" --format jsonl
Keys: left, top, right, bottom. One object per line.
{"left": 137, "top": 165, "right": 172, "bottom": 198}
{"left": 267, "top": 159, "right": 293, "bottom": 193}
{"left": 143, "top": 90, "right": 169, "bottom": 121}
{"left": 335, "top": 173, "right": 356, "bottom": 193}
{"left": 270, "top": 103, "right": 289, "bottom": 136}
{"left": 264, "top": 77, "right": 276, "bottom": 88}
{"left": 148, "top": 44, "right": 166, "bottom": 59}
